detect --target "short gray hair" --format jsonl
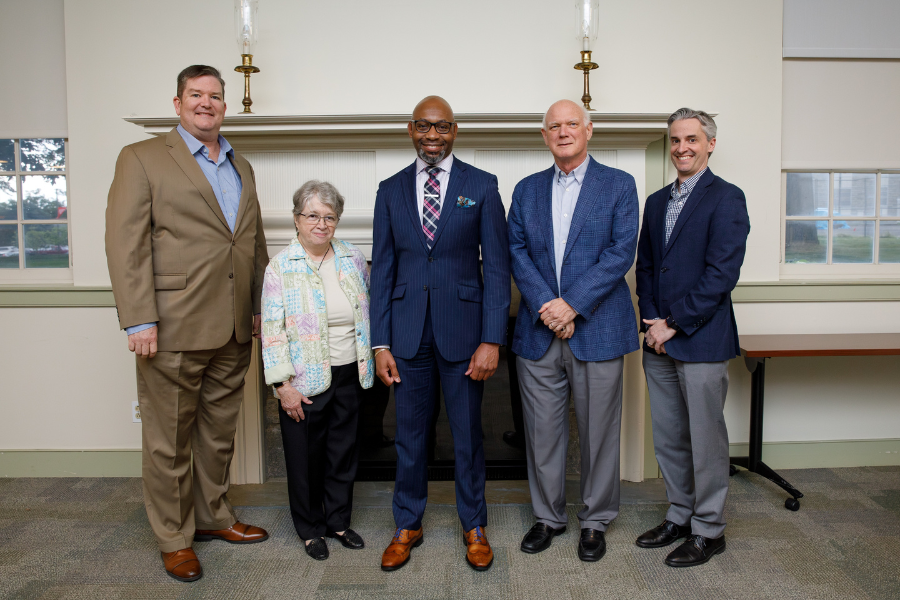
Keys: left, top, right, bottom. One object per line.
{"left": 292, "top": 180, "right": 345, "bottom": 219}
{"left": 667, "top": 108, "right": 717, "bottom": 141}
{"left": 542, "top": 101, "right": 592, "bottom": 130}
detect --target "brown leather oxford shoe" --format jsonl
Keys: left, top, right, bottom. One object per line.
{"left": 464, "top": 526, "right": 493, "bottom": 571}
{"left": 161, "top": 548, "right": 202, "bottom": 582}
{"left": 195, "top": 521, "right": 269, "bottom": 544}
{"left": 381, "top": 527, "right": 423, "bottom": 571}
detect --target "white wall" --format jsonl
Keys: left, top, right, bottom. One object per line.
{"left": 783, "top": 0, "right": 900, "bottom": 58}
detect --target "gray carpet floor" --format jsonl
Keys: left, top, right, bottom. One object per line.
{"left": 1, "top": 467, "right": 899, "bottom": 599}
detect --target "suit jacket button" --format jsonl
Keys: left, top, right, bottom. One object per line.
{"left": 428, "top": 257, "right": 434, "bottom": 262}
{"left": 228, "top": 273, "right": 234, "bottom": 279}
{"left": 232, "top": 241, "right": 236, "bottom": 246}
{"left": 423, "top": 285, "right": 428, "bottom": 291}
{"left": 660, "top": 267, "right": 669, "bottom": 273}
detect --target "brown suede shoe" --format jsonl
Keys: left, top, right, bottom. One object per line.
{"left": 195, "top": 521, "right": 269, "bottom": 544}
{"left": 381, "top": 528, "right": 424, "bottom": 572}
{"left": 161, "top": 548, "right": 202, "bottom": 582}
{"left": 464, "top": 526, "right": 493, "bottom": 571}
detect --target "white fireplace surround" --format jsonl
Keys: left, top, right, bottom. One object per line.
{"left": 126, "top": 112, "right": 670, "bottom": 483}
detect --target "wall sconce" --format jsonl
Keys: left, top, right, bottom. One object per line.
{"left": 234, "top": 0, "right": 261, "bottom": 114}
{"left": 573, "top": 0, "right": 600, "bottom": 111}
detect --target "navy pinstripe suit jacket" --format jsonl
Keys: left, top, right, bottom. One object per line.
{"left": 509, "top": 156, "right": 640, "bottom": 362}
{"left": 370, "top": 158, "right": 510, "bottom": 362}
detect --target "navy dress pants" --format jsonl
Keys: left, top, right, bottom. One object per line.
{"left": 392, "top": 305, "right": 487, "bottom": 532}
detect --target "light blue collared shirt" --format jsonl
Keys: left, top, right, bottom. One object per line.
{"left": 551, "top": 156, "right": 589, "bottom": 292}
{"left": 124, "top": 125, "right": 244, "bottom": 335}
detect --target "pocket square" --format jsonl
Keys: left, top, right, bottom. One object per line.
{"left": 457, "top": 196, "right": 476, "bottom": 208}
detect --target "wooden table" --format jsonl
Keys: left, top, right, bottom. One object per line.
{"left": 734, "top": 333, "right": 900, "bottom": 511}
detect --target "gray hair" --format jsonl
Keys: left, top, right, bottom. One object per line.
{"left": 667, "top": 108, "right": 717, "bottom": 141}
{"left": 542, "top": 101, "right": 592, "bottom": 130}
{"left": 292, "top": 180, "right": 345, "bottom": 219}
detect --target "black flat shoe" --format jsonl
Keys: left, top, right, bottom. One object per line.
{"left": 635, "top": 520, "right": 692, "bottom": 548}
{"left": 665, "top": 534, "right": 725, "bottom": 568}
{"left": 326, "top": 528, "right": 365, "bottom": 549}
{"left": 520, "top": 522, "right": 566, "bottom": 554}
{"left": 304, "top": 537, "right": 329, "bottom": 561}
{"left": 577, "top": 528, "right": 606, "bottom": 562}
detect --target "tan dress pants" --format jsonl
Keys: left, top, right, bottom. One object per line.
{"left": 135, "top": 333, "right": 252, "bottom": 552}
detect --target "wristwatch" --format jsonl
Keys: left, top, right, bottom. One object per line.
{"left": 665, "top": 315, "right": 681, "bottom": 331}
{"left": 272, "top": 381, "right": 287, "bottom": 389}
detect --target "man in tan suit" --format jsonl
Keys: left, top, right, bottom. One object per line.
{"left": 106, "top": 65, "right": 269, "bottom": 582}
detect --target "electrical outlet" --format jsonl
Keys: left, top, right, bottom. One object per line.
{"left": 132, "top": 401, "right": 141, "bottom": 423}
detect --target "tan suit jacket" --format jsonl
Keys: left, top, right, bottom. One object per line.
{"left": 106, "top": 128, "right": 268, "bottom": 352}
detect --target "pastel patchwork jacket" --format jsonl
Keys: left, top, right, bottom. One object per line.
{"left": 262, "top": 237, "right": 374, "bottom": 396}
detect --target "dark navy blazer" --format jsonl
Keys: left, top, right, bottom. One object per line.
{"left": 635, "top": 168, "right": 751, "bottom": 363}
{"left": 509, "top": 157, "right": 640, "bottom": 362}
{"left": 370, "top": 158, "right": 510, "bottom": 362}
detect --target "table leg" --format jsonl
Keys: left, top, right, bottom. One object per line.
{"left": 731, "top": 356, "right": 805, "bottom": 511}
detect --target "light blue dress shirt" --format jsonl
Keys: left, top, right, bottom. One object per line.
{"left": 551, "top": 157, "right": 589, "bottom": 292}
{"left": 124, "top": 126, "right": 244, "bottom": 335}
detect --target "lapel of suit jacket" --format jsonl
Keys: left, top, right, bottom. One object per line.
{"left": 563, "top": 157, "right": 609, "bottom": 262}
{"left": 429, "top": 157, "right": 468, "bottom": 250}
{"left": 662, "top": 168, "right": 715, "bottom": 258}
{"left": 230, "top": 151, "right": 253, "bottom": 235}
{"left": 400, "top": 161, "right": 430, "bottom": 252}
{"left": 166, "top": 128, "right": 230, "bottom": 231}
{"left": 538, "top": 166, "right": 555, "bottom": 256}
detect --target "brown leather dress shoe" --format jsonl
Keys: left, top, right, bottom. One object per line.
{"left": 381, "top": 528, "right": 424, "bottom": 572}
{"left": 195, "top": 521, "right": 269, "bottom": 544}
{"left": 464, "top": 526, "right": 493, "bottom": 571}
{"left": 161, "top": 548, "right": 202, "bottom": 582}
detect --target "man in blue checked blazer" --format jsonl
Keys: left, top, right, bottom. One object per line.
{"left": 370, "top": 96, "right": 510, "bottom": 572}
{"left": 635, "top": 108, "right": 749, "bottom": 569}
{"left": 508, "top": 99, "right": 639, "bottom": 563}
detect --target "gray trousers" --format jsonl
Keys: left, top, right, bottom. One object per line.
{"left": 517, "top": 337, "right": 624, "bottom": 531}
{"left": 642, "top": 351, "right": 730, "bottom": 538}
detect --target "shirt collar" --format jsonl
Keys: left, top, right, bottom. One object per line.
{"left": 671, "top": 167, "right": 707, "bottom": 198}
{"left": 553, "top": 155, "right": 590, "bottom": 186}
{"left": 177, "top": 124, "right": 234, "bottom": 163}
{"left": 416, "top": 153, "right": 454, "bottom": 176}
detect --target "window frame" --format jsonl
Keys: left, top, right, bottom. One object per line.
{"left": 781, "top": 169, "right": 900, "bottom": 280}
{"left": 0, "top": 138, "right": 73, "bottom": 283}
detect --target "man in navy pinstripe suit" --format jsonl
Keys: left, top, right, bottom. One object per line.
{"left": 508, "top": 99, "right": 639, "bottom": 562}
{"left": 371, "top": 96, "right": 510, "bottom": 572}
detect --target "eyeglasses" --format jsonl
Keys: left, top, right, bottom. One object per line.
{"left": 298, "top": 213, "right": 338, "bottom": 227}
{"left": 411, "top": 119, "right": 456, "bottom": 134}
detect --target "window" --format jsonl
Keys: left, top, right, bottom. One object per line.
{"left": 0, "top": 138, "right": 70, "bottom": 272}
{"left": 783, "top": 171, "right": 900, "bottom": 272}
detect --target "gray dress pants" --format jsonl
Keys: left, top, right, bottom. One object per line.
{"left": 517, "top": 337, "right": 624, "bottom": 531}
{"left": 642, "top": 350, "right": 730, "bottom": 538}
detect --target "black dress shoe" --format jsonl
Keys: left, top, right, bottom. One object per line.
{"left": 326, "top": 528, "right": 365, "bottom": 549}
{"left": 664, "top": 534, "right": 726, "bottom": 568}
{"left": 502, "top": 430, "right": 526, "bottom": 449}
{"left": 304, "top": 537, "right": 329, "bottom": 561}
{"left": 577, "top": 528, "right": 606, "bottom": 562}
{"left": 635, "top": 520, "right": 692, "bottom": 548}
{"left": 520, "top": 522, "right": 566, "bottom": 554}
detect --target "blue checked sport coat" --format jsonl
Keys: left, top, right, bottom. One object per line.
{"left": 509, "top": 156, "right": 640, "bottom": 362}
{"left": 370, "top": 158, "right": 510, "bottom": 362}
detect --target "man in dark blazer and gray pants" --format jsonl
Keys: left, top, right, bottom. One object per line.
{"left": 635, "top": 108, "right": 750, "bottom": 568}
{"left": 508, "top": 99, "right": 639, "bottom": 562}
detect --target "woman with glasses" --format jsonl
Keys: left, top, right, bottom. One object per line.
{"left": 261, "top": 180, "right": 375, "bottom": 560}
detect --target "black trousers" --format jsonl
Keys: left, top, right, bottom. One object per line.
{"left": 279, "top": 362, "right": 363, "bottom": 540}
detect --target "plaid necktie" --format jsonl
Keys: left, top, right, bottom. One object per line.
{"left": 422, "top": 166, "right": 441, "bottom": 248}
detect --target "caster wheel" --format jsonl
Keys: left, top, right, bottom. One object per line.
{"left": 729, "top": 464, "right": 738, "bottom": 477}
{"left": 785, "top": 498, "right": 800, "bottom": 511}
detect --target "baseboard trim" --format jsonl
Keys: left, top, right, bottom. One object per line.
{"left": 0, "top": 450, "right": 141, "bottom": 477}
{"left": 728, "top": 438, "right": 900, "bottom": 469}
